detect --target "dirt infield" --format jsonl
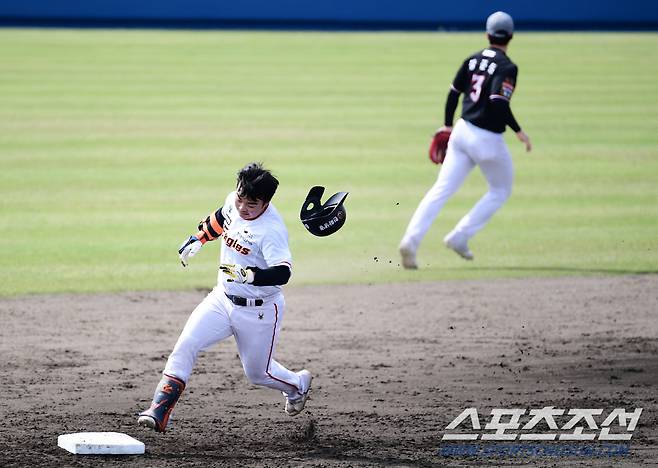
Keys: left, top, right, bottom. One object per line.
{"left": 1, "top": 275, "right": 656, "bottom": 467}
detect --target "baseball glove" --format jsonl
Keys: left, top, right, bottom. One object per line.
{"left": 428, "top": 128, "right": 452, "bottom": 164}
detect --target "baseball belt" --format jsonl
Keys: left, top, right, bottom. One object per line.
{"left": 225, "top": 293, "right": 264, "bottom": 307}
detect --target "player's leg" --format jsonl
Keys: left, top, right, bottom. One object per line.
{"left": 400, "top": 120, "right": 476, "bottom": 267}
{"left": 447, "top": 136, "right": 513, "bottom": 249}
{"left": 163, "top": 289, "right": 233, "bottom": 382}
{"left": 138, "top": 289, "right": 233, "bottom": 432}
{"left": 136, "top": 374, "right": 186, "bottom": 433}
{"left": 232, "top": 296, "right": 312, "bottom": 415}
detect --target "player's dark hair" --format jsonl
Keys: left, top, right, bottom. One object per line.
{"left": 488, "top": 33, "right": 513, "bottom": 46}
{"left": 236, "top": 162, "right": 279, "bottom": 203}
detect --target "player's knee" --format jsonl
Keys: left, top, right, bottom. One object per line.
{"left": 490, "top": 186, "right": 512, "bottom": 202}
{"left": 169, "top": 336, "right": 203, "bottom": 364}
{"left": 243, "top": 368, "right": 269, "bottom": 386}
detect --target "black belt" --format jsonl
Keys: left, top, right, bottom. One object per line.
{"left": 225, "top": 293, "right": 263, "bottom": 307}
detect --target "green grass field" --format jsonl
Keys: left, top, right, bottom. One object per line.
{"left": 1, "top": 29, "right": 656, "bottom": 296}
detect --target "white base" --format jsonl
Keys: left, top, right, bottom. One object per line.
{"left": 58, "top": 432, "right": 145, "bottom": 455}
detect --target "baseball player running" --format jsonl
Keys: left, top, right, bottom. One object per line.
{"left": 399, "top": 11, "right": 531, "bottom": 269}
{"left": 138, "top": 162, "right": 312, "bottom": 432}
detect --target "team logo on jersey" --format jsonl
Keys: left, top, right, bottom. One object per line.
{"left": 501, "top": 79, "right": 515, "bottom": 99}
{"left": 223, "top": 232, "right": 251, "bottom": 256}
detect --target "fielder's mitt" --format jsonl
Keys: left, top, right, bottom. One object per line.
{"left": 428, "top": 128, "right": 452, "bottom": 164}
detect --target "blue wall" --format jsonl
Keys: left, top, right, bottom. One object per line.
{"left": 1, "top": 0, "right": 657, "bottom": 29}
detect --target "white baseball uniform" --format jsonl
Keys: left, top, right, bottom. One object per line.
{"left": 164, "top": 191, "right": 306, "bottom": 399}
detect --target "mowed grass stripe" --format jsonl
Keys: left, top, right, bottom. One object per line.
{"left": 0, "top": 29, "right": 656, "bottom": 295}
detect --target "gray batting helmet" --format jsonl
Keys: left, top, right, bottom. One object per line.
{"left": 486, "top": 11, "right": 514, "bottom": 39}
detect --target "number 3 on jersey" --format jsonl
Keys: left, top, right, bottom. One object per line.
{"left": 470, "top": 74, "right": 485, "bottom": 102}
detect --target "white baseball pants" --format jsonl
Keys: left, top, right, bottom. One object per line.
{"left": 401, "top": 118, "right": 514, "bottom": 251}
{"left": 164, "top": 287, "right": 303, "bottom": 398}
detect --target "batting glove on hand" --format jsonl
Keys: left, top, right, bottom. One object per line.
{"left": 219, "top": 263, "right": 255, "bottom": 284}
{"left": 178, "top": 235, "right": 203, "bottom": 267}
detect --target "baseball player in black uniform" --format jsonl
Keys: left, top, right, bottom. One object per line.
{"left": 400, "top": 11, "right": 531, "bottom": 268}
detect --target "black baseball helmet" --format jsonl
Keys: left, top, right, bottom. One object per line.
{"left": 300, "top": 186, "right": 349, "bottom": 237}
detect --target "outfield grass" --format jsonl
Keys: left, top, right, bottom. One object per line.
{"left": 0, "top": 29, "right": 656, "bottom": 296}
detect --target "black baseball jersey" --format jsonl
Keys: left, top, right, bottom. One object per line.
{"left": 450, "top": 48, "right": 519, "bottom": 133}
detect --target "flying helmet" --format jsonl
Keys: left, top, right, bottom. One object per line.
{"left": 300, "top": 186, "right": 349, "bottom": 237}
